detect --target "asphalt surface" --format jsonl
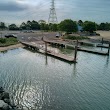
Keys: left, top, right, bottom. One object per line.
{"left": 0, "top": 30, "right": 57, "bottom": 42}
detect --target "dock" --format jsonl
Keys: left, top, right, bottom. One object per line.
{"left": 46, "top": 51, "right": 75, "bottom": 62}
{"left": 77, "top": 47, "right": 109, "bottom": 55}
{"left": 43, "top": 39, "right": 109, "bottom": 56}
{"left": 96, "top": 44, "right": 110, "bottom": 48}
{"left": 44, "top": 38, "right": 75, "bottom": 48}
{"left": 21, "top": 42, "right": 76, "bottom": 63}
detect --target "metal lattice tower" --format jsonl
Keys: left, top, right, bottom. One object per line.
{"left": 48, "top": 0, "right": 58, "bottom": 24}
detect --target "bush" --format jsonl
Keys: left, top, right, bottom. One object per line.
{"left": 0, "top": 38, "right": 18, "bottom": 47}
{"left": 63, "top": 36, "right": 89, "bottom": 40}
{"left": 0, "top": 38, "right": 6, "bottom": 43}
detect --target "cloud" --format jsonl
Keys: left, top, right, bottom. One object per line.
{"left": 0, "top": 0, "right": 28, "bottom": 12}
{"left": 0, "top": 0, "right": 110, "bottom": 23}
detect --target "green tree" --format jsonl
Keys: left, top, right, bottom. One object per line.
{"left": 83, "top": 21, "right": 96, "bottom": 33}
{"left": 78, "top": 20, "right": 83, "bottom": 26}
{"left": 38, "top": 20, "right": 46, "bottom": 24}
{"left": 58, "top": 19, "right": 78, "bottom": 33}
{"left": 98, "top": 22, "right": 110, "bottom": 31}
{"left": 26, "top": 20, "right": 31, "bottom": 30}
{"left": 30, "top": 20, "right": 40, "bottom": 30}
{"left": 0, "top": 22, "right": 6, "bottom": 30}
{"left": 20, "top": 22, "right": 27, "bottom": 30}
{"left": 49, "top": 23, "right": 58, "bottom": 31}
{"left": 40, "top": 23, "right": 49, "bottom": 31}
{"left": 9, "top": 24, "right": 19, "bottom": 30}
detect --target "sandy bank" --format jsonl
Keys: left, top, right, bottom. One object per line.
{"left": 0, "top": 43, "right": 25, "bottom": 52}
{"left": 96, "top": 31, "right": 110, "bottom": 40}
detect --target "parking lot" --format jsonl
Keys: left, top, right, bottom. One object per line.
{"left": 0, "top": 30, "right": 57, "bottom": 42}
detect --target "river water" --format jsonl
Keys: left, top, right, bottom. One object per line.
{"left": 0, "top": 47, "right": 110, "bottom": 110}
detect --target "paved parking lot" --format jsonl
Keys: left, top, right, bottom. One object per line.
{"left": 0, "top": 30, "right": 57, "bottom": 42}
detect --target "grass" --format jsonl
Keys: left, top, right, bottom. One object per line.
{"left": 62, "top": 35, "right": 89, "bottom": 40}
{"left": 0, "top": 38, "right": 18, "bottom": 47}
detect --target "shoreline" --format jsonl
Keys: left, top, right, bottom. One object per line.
{"left": 0, "top": 43, "right": 25, "bottom": 52}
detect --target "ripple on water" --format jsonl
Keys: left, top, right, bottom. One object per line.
{"left": 0, "top": 48, "right": 110, "bottom": 110}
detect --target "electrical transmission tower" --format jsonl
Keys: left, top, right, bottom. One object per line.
{"left": 48, "top": 0, "right": 58, "bottom": 24}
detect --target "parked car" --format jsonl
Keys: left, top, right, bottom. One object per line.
{"left": 5, "top": 34, "right": 17, "bottom": 38}
{"left": 56, "top": 32, "right": 61, "bottom": 38}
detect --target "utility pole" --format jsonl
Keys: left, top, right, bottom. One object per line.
{"left": 48, "top": 0, "right": 58, "bottom": 24}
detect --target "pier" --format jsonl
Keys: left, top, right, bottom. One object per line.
{"left": 21, "top": 41, "right": 77, "bottom": 63}
{"left": 42, "top": 39, "right": 109, "bottom": 56}
{"left": 77, "top": 47, "right": 109, "bottom": 55}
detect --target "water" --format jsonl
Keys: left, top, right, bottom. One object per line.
{"left": 0, "top": 48, "right": 110, "bottom": 110}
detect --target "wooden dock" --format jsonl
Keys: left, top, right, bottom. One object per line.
{"left": 46, "top": 51, "right": 75, "bottom": 62}
{"left": 43, "top": 39, "right": 109, "bottom": 56}
{"left": 21, "top": 42, "right": 76, "bottom": 63}
{"left": 44, "top": 39, "right": 75, "bottom": 48}
{"left": 78, "top": 47, "right": 109, "bottom": 55}
{"left": 96, "top": 44, "right": 110, "bottom": 48}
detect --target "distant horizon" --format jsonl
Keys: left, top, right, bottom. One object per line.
{"left": 0, "top": 0, "right": 110, "bottom": 24}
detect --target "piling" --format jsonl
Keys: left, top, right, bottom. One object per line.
{"left": 45, "top": 42, "right": 47, "bottom": 54}
{"left": 74, "top": 40, "right": 78, "bottom": 62}
{"left": 108, "top": 43, "right": 110, "bottom": 56}
{"left": 102, "top": 38, "right": 103, "bottom": 45}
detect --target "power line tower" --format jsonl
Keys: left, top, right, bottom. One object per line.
{"left": 48, "top": 0, "right": 58, "bottom": 24}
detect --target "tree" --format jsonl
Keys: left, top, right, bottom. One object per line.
{"left": 26, "top": 20, "right": 31, "bottom": 30}
{"left": 40, "top": 23, "right": 49, "bottom": 31}
{"left": 20, "top": 22, "right": 27, "bottom": 30}
{"left": 78, "top": 20, "right": 83, "bottom": 26}
{"left": 30, "top": 20, "right": 40, "bottom": 30}
{"left": 98, "top": 22, "right": 110, "bottom": 31}
{"left": 9, "top": 24, "right": 19, "bottom": 30}
{"left": 58, "top": 19, "right": 78, "bottom": 33}
{"left": 49, "top": 23, "right": 58, "bottom": 31}
{"left": 0, "top": 22, "right": 6, "bottom": 30}
{"left": 83, "top": 21, "right": 96, "bottom": 33}
{"left": 38, "top": 20, "right": 46, "bottom": 24}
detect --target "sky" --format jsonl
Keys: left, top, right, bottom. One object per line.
{"left": 0, "top": 0, "right": 110, "bottom": 25}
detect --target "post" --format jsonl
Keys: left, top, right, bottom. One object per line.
{"left": 108, "top": 43, "right": 110, "bottom": 56}
{"left": 45, "top": 42, "right": 47, "bottom": 54}
{"left": 74, "top": 40, "right": 78, "bottom": 62}
{"left": 102, "top": 38, "right": 103, "bottom": 45}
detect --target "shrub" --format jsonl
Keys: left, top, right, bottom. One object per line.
{"left": 0, "top": 38, "right": 6, "bottom": 43}
{"left": 63, "top": 36, "right": 89, "bottom": 40}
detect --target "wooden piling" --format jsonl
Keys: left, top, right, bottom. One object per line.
{"left": 74, "top": 40, "right": 78, "bottom": 62}
{"left": 102, "top": 38, "right": 103, "bottom": 45}
{"left": 45, "top": 42, "right": 47, "bottom": 54}
{"left": 108, "top": 43, "right": 110, "bottom": 55}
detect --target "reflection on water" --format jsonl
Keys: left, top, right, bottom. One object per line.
{"left": 0, "top": 48, "right": 110, "bottom": 110}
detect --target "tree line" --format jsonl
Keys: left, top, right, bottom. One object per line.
{"left": 0, "top": 19, "right": 110, "bottom": 33}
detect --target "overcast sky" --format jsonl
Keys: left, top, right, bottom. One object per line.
{"left": 0, "top": 0, "right": 110, "bottom": 24}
